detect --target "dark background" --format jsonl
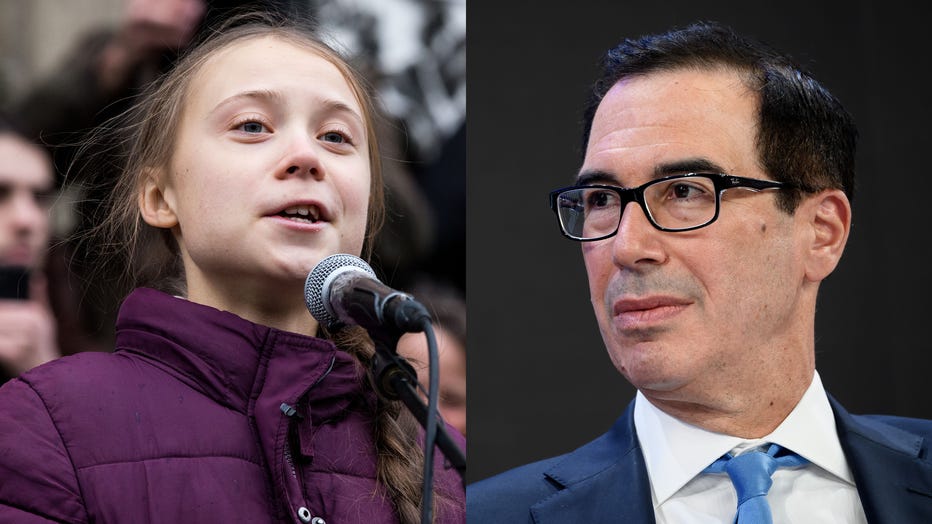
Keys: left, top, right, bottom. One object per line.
{"left": 466, "top": 1, "right": 932, "bottom": 484}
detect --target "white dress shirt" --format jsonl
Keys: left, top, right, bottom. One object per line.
{"left": 634, "top": 371, "right": 868, "bottom": 523}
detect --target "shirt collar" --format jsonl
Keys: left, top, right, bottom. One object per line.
{"left": 634, "top": 371, "right": 856, "bottom": 506}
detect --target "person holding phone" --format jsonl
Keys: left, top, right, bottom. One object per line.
{"left": 0, "top": 113, "right": 59, "bottom": 380}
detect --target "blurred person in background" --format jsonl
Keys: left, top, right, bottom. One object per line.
{"left": 0, "top": 113, "right": 101, "bottom": 382}
{"left": 0, "top": 112, "right": 57, "bottom": 381}
{"left": 397, "top": 278, "right": 466, "bottom": 437}
{"left": 0, "top": 113, "right": 102, "bottom": 383}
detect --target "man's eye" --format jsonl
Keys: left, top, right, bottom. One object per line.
{"left": 669, "top": 183, "right": 708, "bottom": 199}
{"left": 34, "top": 190, "right": 56, "bottom": 208}
{"left": 587, "top": 189, "right": 618, "bottom": 208}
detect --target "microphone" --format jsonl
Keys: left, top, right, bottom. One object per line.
{"left": 305, "top": 254, "right": 431, "bottom": 333}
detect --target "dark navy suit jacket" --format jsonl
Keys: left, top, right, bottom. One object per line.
{"left": 467, "top": 396, "right": 932, "bottom": 523}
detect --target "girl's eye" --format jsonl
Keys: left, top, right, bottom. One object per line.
{"left": 320, "top": 130, "right": 351, "bottom": 144}
{"left": 239, "top": 121, "right": 267, "bottom": 134}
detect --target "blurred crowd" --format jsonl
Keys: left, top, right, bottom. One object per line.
{"left": 0, "top": 0, "right": 465, "bottom": 434}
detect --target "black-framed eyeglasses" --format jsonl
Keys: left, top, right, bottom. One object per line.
{"left": 548, "top": 173, "right": 791, "bottom": 241}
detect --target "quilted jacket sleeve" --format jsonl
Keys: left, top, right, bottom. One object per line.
{"left": 0, "top": 378, "right": 88, "bottom": 523}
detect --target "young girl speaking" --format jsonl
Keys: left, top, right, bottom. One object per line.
{"left": 0, "top": 14, "right": 464, "bottom": 524}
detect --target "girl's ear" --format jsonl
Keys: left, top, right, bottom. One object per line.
{"left": 138, "top": 168, "right": 179, "bottom": 229}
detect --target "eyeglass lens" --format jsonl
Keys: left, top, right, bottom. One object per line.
{"left": 556, "top": 176, "right": 718, "bottom": 239}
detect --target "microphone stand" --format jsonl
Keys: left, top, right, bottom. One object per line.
{"left": 311, "top": 266, "right": 465, "bottom": 523}
{"left": 368, "top": 327, "right": 467, "bottom": 479}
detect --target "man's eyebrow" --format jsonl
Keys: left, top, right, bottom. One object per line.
{"left": 575, "top": 158, "right": 729, "bottom": 187}
{"left": 654, "top": 158, "right": 728, "bottom": 177}
{"left": 575, "top": 170, "right": 618, "bottom": 186}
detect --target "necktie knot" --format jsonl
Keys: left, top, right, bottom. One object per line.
{"left": 703, "top": 443, "right": 808, "bottom": 524}
{"left": 726, "top": 450, "right": 778, "bottom": 504}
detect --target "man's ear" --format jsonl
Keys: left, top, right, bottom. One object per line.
{"left": 802, "top": 189, "right": 851, "bottom": 282}
{"left": 138, "top": 168, "right": 178, "bottom": 229}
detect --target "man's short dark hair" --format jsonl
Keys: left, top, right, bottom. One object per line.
{"left": 581, "top": 21, "right": 857, "bottom": 212}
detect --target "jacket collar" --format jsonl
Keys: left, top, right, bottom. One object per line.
{"left": 528, "top": 396, "right": 932, "bottom": 523}
{"left": 113, "top": 287, "right": 363, "bottom": 420}
{"left": 531, "top": 401, "right": 656, "bottom": 524}
{"left": 830, "top": 395, "right": 932, "bottom": 523}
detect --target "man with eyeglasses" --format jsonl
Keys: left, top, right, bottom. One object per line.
{"left": 467, "top": 21, "right": 932, "bottom": 523}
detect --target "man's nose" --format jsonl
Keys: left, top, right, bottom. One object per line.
{"left": 610, "top": 201, "right": 667, "bottom": 269}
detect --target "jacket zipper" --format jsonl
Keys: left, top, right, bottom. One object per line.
{"left": 280, "top": 354, "right": 336, "bottom": 523}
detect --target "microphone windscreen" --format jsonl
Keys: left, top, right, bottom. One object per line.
{"left": 305, "top": 253, "right": 376, "bottom": 328}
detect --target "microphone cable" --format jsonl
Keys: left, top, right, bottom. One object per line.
{"left": 419, "top": 317, "right": 440, "bottom": 524}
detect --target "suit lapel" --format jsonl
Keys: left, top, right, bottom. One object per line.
{"left": 526, "top": 396, "right": 932, "bottom": 523}
{"left": 530, "top": 402, "right": 655, "bottom": 523}
{"left": 831, "top": 396, "right": 932, "bottom": 523}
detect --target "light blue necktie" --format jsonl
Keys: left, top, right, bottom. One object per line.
{"left": 703, "top": 443, "right": 809, "bottom": 524}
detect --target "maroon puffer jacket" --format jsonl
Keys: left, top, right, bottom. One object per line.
{"left": 0, "top": 288, "right": 465, "bottom": 523}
